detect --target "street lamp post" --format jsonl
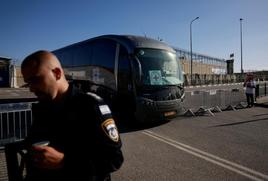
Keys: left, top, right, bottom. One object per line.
{"left": 240, "top": 18, "right": 244, "bottom": 74}
{"left": 190, "top": 16, "right": 199, "bottom": 85}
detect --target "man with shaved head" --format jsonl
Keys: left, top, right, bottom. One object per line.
{"left": 21, "top": 50, "right": 123, "bottom": 181}
{"left": 22, "top": 50, "right": 69, "bottom": 101}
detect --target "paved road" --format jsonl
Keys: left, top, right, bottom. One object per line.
{"left": 0, "top": 86, "right": 267, "bottom": 180}
{"left": 0, "top": 106, "right": 267, "bottom": 180}
{"left": 112, "top": 107, "right": 268, "bottom": 181}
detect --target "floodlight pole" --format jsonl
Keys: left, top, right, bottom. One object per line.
{"left": 190, "top": 17, "right": 199, "bottom": 85}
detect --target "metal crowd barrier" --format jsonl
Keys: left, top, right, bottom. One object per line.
{"left": 183, "top": 81, "right": 268, "bottom": 114}
{"left": 256, "top": 82, "right": 267, "bottom": 97}
{"left": 182, "top": 87, "right": 247, "bottom": 115}
{"left": 0, "top": 102, "right": 33, "bottom": 148}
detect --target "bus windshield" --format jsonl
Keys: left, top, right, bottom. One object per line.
{"left": 135, "top": 48, "right": 183, "bottom": 86}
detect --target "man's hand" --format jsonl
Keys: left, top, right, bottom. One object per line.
{"left": 31, "top": 146, "right": 64, "bottom": 170}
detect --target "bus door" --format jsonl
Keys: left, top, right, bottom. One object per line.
{"left": 116, "top": 45, "right": 135, "bottom": 120}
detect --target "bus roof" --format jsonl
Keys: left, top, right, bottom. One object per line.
{"left": 53, "top": 34, "right": 175, "bottom": 54}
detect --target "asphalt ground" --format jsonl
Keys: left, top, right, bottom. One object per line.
{"left": 0, "top": 87, "right": 267, "bottom": 180}
{"left": 0, "top": 105, "right": 267, "bottom": 181}
{"left": 112, "top": 106, "right": 268, "bottom": 181}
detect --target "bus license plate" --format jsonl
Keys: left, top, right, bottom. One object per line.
{"left": 164, "top": 111, "right": 176, "bottom": 117}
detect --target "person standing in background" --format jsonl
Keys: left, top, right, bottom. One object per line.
{"left": 243, "top": 73, "right": 256, "bottom": 108}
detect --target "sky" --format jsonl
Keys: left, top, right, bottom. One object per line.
{"left": 0, "top": 0, "right": 268, "bottom": 72}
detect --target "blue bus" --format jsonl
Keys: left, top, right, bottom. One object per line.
{"left": 53, "top": 34, "right": 185, "bottom": 123}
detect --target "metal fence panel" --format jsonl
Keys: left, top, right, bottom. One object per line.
{"left": 182, "top": 87, "right": 246, "bottom": 112}
{"left": 257, "top": 82, "right": 267, "bottom": 97}
{"left": 0, "top": 102, "right": 33, "bottom": 147}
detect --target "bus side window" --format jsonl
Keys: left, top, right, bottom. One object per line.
{"left": 55, "top": 49, "right": 72, "bottom": 67}
{"left": 73, "top": 44, "right": 92, "bottom": 66}
{"left": 91, "top": 39, "right": 117, "bottom": 89}
{"left": 91, "top": 39, "right": 116, "bottom": 72}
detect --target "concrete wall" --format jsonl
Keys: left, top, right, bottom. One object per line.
{"left": 180, "top": 58, "right": 226, "bottom": 75}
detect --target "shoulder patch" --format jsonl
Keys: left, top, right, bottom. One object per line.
{"left": 101, "top": 119, "right": 119, "bottom": 142}
{"left": 99, "top": 105, "right": 111, "bottom": 115}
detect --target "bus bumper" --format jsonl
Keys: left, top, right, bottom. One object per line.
{"left": 135, "top": 97, "right": 184, "bottom": 123}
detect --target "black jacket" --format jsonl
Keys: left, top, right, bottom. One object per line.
{"left": 24, "top": 84, "right": 123, "bottom": 180}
